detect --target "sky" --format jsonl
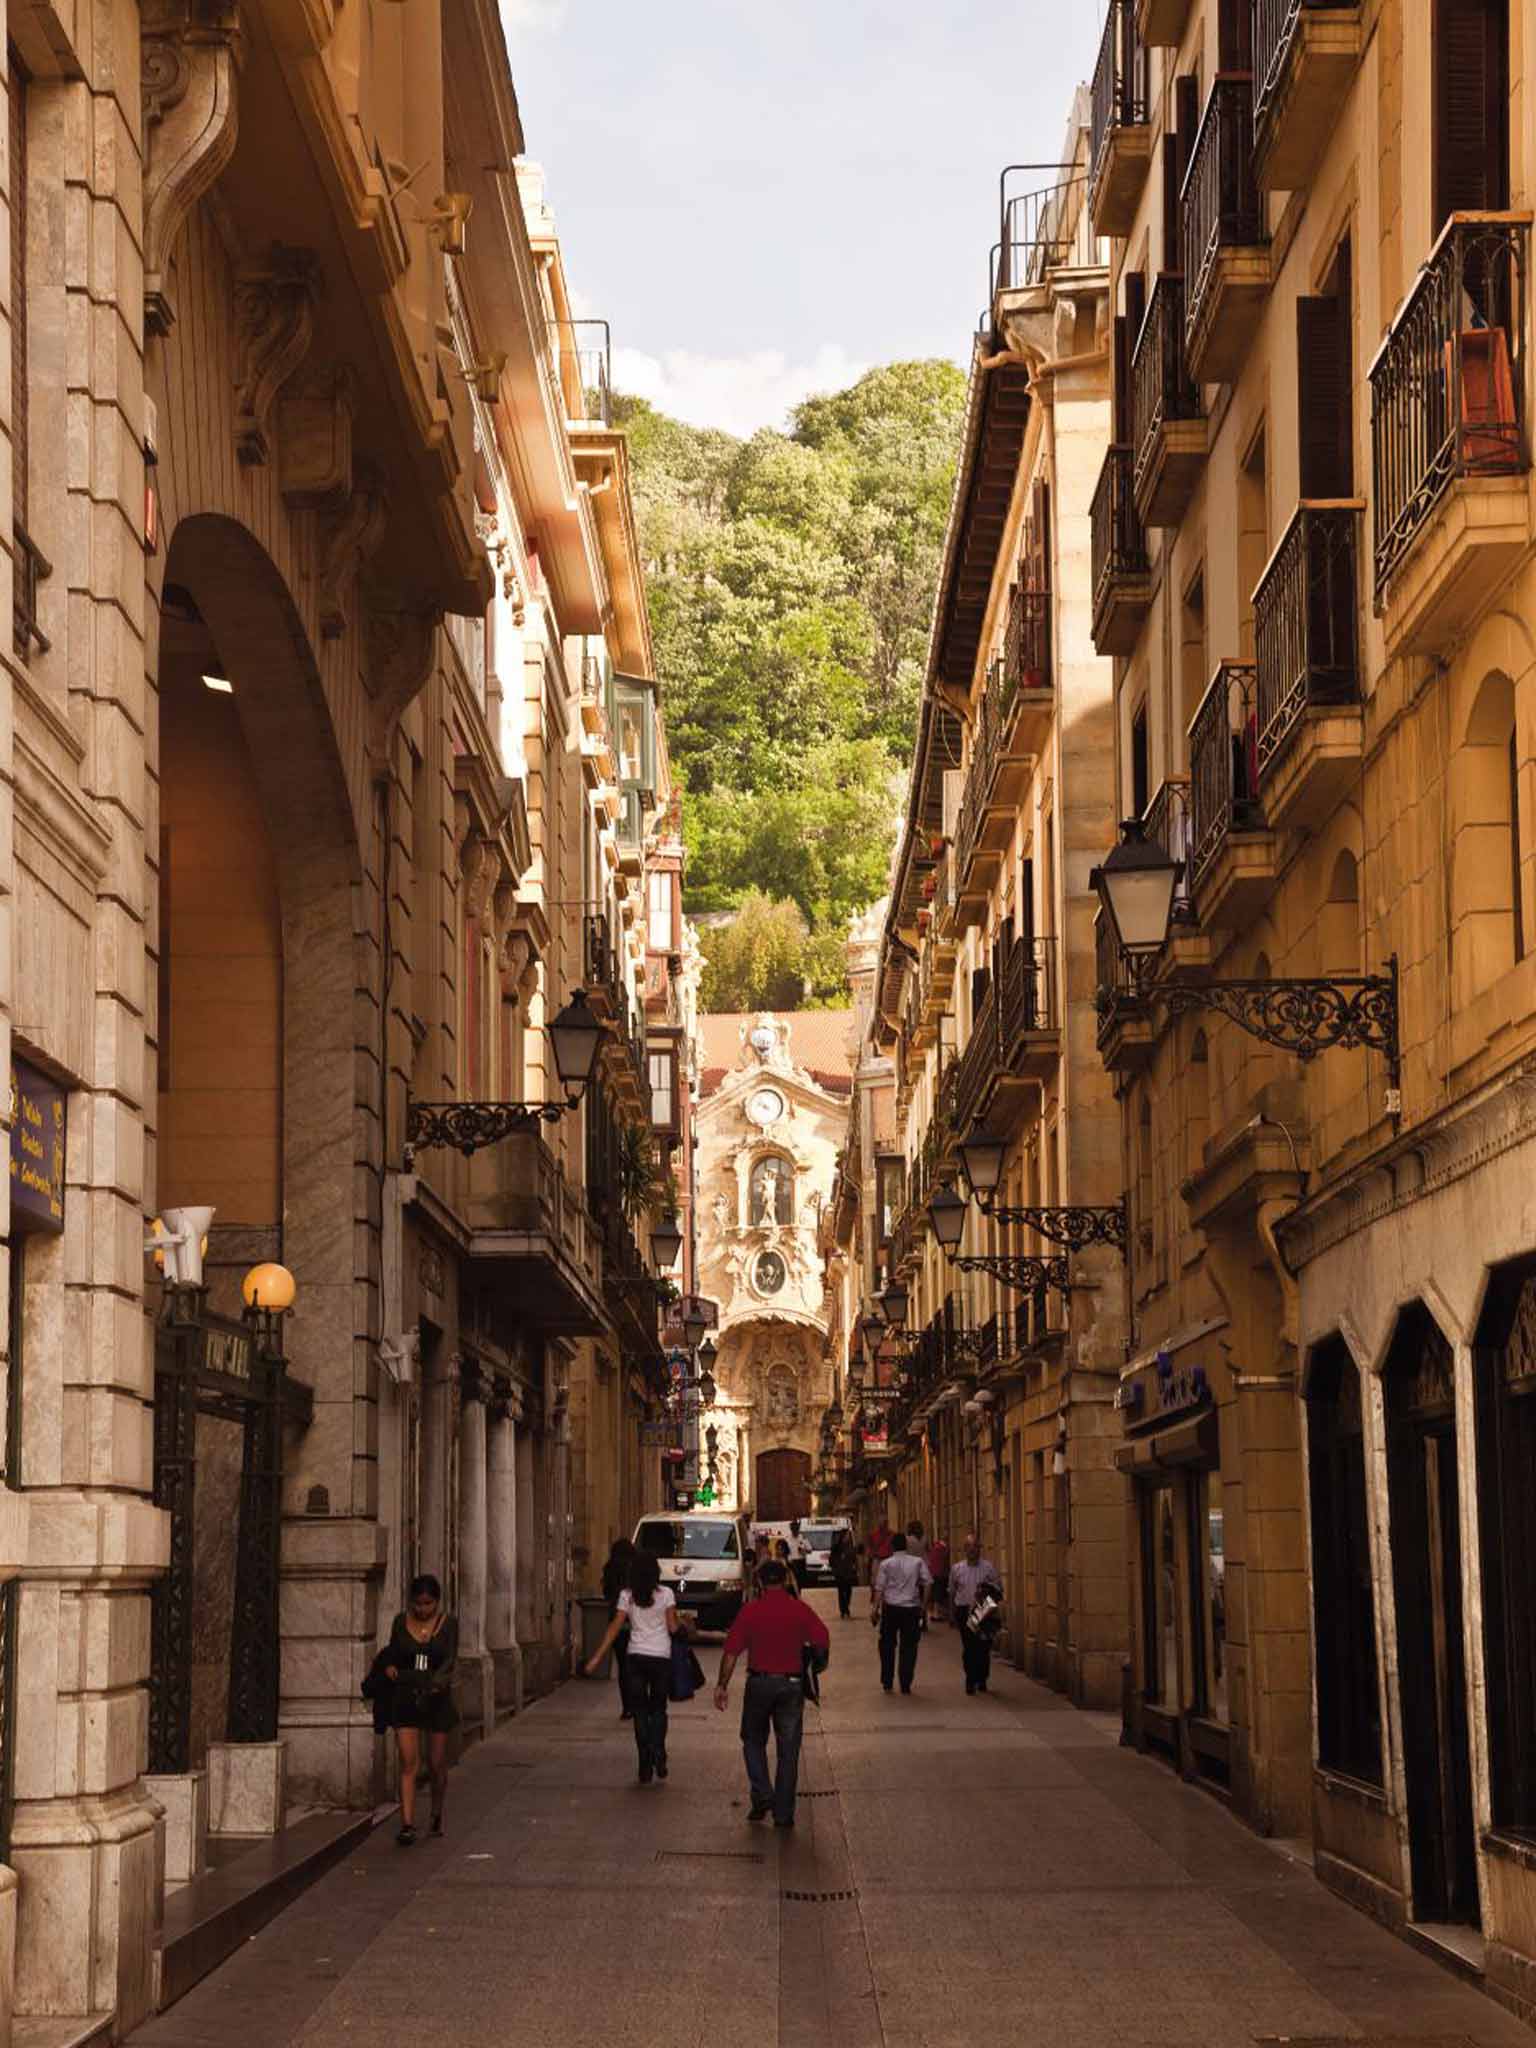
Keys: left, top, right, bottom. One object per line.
{"left": 500, "top": 1, "right": 1101, "bottom": 439}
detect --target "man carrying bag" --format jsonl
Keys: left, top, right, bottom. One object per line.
{"left": 713, "top": 1560, "right": 830, "bottom": 1828}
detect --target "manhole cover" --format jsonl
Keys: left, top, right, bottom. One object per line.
{"left": 782, "top": 1888, "right": 858, "bottom": 1902}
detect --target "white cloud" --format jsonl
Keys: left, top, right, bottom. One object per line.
{"left": 501, "top": 0, "right": 566, "bottom": 27}
{"left": 610, "top": 342, "right": 873, "bottom": 439}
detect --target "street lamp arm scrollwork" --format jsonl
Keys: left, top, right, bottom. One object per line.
{"left": 1150, "top": 968, "right": 1400, "bottom": 1082}
{"left": 947, "top": 1251, "right": 1070, "bottom": 1295}
{"left": 972, "top": 1196, "right": 1128, "bottom": 1252}
{"left": 406, "top": 1098, "right": 564, "bottom": 1160}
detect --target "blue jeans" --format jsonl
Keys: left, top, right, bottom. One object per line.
{"left": 740, "top": 1673, "right": 805, "bottom": 1822}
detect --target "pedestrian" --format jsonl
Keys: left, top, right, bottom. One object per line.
{"left": 868, "top": 1517, "right": 893, "bottom": 1584}
{"left": 951, "top": 1533, "right": 1004, "bottom": 1695}
{"left": 714, "top": 1559, "right": 831, "bottom": 1828}
{"left": 600, "top": 1535, "right": 636, "bottom": 1720}
{"left": 927, "top": 1532, "right": 952, "bottom": 1621}
{"left": 830, "top": 1530, "right": 859, "bottom": 1619}
{"left": 789, "top": 1518, "right": 811, "bottom": 1593}
{"left": 586, "top": 1550, "right": 680, "bottom": 1783}
{"left": 382, "top": 1573, "right": 459, "bottom": 1846}
{"left": 871, "top": 1531, "right": 931, "bottom": 1695}
{"left": 905, "top": 1518, "right": 925, "bottom": 1549}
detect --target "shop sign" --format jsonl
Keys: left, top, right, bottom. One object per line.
{"left": 10, "top": 1059, "right": 66, "bottom": 1234}
{"left": 201, "top": 1324, "right": 254, "bottom": 1383}
{"left": 861, "top": 1425, "right": 889, "bottom": 1453}
{"left": 642, "top": 1421, "right": 683, "bottom": 1449}
{"left": 1147, "top": 1352, "right": 1211, "bottom": 1420}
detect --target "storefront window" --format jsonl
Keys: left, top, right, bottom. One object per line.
{"left": 1308, "top": 1336, "right": 1383, "bottom": 1784}
{"left": 1195, "top": 1475, "right": 1227, "bottom": 1723}
{"left": 1141, "top": 1485, "right": 1178, "bottom": 1704}
{"left": 1475, "top": 1263, "right": 1536, "bottom": 1833}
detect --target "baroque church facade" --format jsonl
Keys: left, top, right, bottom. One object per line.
{"left": 693, "top": 1013, "right": 852, "bottom": 1520}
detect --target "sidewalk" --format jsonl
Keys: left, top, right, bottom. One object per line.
{"left": 127, "top": 1591, "right": 1534, "bottom": 2048}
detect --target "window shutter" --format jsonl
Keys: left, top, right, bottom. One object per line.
{"left": 1175, "top": 74, "right": 1200, "bottom": 185}
{"left": 1113, "top": 313, "right": 1132, "bottom": 440}
{"left": 1217, "top": 0, "right": 1252, "bottom": 71}
{"left": 1434, "top": 0, "right": 1510, "bottom": 224}
{"left": 1297, "top": 293, "right": 1352, "bottom": 498}
{"left": 1162, "top": 133, "right": 1181, "bottom": 272}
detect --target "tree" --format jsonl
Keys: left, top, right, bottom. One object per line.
{"left": 698, "top": 893, "right": 817, "bottom": 1013}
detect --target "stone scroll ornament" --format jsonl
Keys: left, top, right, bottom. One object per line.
{"left": 142, "top": 0, "right": 247, "bottom": 338}
{"left": 232, "top": 248, "right": 320, "bottom": 466}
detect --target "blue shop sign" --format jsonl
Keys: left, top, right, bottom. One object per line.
{"left": 10, "top": 1059, "right": 65, "bottom": 1235}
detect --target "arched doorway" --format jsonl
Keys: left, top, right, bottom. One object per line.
{"left": 755, "top": 1447, "right": 812, "bottom": 1523}
{"left": 150, "top": 517, "right": 362, "bottom": 1776}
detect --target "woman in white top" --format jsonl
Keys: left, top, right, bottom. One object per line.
{"left": 586, "top": 1550, "right": 681, "bottom": 1783}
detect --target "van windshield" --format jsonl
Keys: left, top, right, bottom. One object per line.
{"left": 638, "top": 1520, "right": 739, "bottom": 1560}
{"left": 800, "top": 1525, "right": 839, "bottom": 1547}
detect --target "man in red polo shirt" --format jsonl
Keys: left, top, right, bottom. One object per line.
{"left": 714, "top": 1560, "right": 831, "bottom": 1827}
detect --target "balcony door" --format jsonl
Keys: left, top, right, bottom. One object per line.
{"left": 1434, "top": 0, "right": 1509, "bottom": 229}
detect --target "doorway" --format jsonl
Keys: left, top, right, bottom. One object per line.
{"left": 755, "top": 1448, "right": 812, "bottom": 1522}
{"left": 1385, "top": 1304, "right": 1479, "bottom": 1926}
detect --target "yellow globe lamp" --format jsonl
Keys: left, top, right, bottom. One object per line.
{"left": 242, "top": 1262, "right": 297, "bottom": 1313}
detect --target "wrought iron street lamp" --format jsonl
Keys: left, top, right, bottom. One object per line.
{"left": 650, "top": 1210, "right": 684, "bottom": 1274}
{"left": 405, "top": 989, "right": 608, "bottom": 1160}
{"left": 924, "top": 1180, "right": 1071, "bottom": 1294}
{"left": 681, "top": 1300, "right": 711, "bottom": 1350}
{"left": 878, "top": 1279, "right": 909, "bottom": 1330}
{"left": 946, "top": 1134, "right": 1127, "bottom": 1253}
{"left": 1091, "top": 820, "right": 1401, "bottom": 1107}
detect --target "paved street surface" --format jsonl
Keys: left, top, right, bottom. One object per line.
{"left": 130, "top": 1591, "right": 1533, "bottom": 2048}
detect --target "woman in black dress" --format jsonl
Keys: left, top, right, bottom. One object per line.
{"left": 384, "top": 1573, "right": 459, "bottom": 1845}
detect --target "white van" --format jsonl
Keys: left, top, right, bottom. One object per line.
{"left": 633, "top": 1510, "right": 751, "bottom": 1630}
{"left": 797, "top": 1516, "right": 852, "bottom": 1585}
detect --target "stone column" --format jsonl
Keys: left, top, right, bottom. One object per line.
{"left": 487, "top": 1395, "right": 520, "bottom": 1718}
{"left": 458, "top": 1369, "right": 491, "bottom": 1739}
{"left": 515, "top": 1425, "right": 536, "bottom": 1651}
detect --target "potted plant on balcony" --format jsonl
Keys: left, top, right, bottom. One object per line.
{"left": 922, "top": 874, "right": 937, "bottom": 903}
{"left": 617, "top": 1122, "right": 671, "bottom": 1222}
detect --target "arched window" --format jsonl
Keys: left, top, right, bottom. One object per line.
{"left": 749, "top": 1154, "right": 793, "bottom": 1226}
{"left": 1453, "top": 670, "right": 1524, "bottom": 1003}
{"left": 1307, "top": 1337, "right": 1382, "bottom": 1784}
{"left": 1319, "top": 849, "right": 1361, "bottom": 974}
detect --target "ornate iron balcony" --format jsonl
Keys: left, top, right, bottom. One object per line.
{"left": 1188, "top": 660, "right": 1262, "bottom": 889}
{"left": 1370, "top": 213, "right": 1529, "bottom": 600}
{"left": 1181, "top": 75, "right": 1263, "bottom": 348}
{"left": 1131, "top": 274, "right": 1200, "bottom": 504}
{"left": 1254, "top": 502, "right": 1360, "bottom": 778}
{"left": 1090, "top": 1, "right": 1148, "bottom": 194}
{"left": 1091, "top": 445, "right": 1150, "bottom": 617}
{"left": 1255, "top": 0, "right": 1351, "bottom": 133}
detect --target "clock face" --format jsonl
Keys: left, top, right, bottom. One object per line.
{"left": 753, "top": 1250, "right": 787, "bottom": 1296}
{"left": 747, "top": 1087, "right": 785, "bottom": 1128}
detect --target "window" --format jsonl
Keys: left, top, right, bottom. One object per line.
{"left": 1130, "top": 703, "right": 1150, "bottom": 818}
{"left": 1434, "top": 0, "right": 1509, "bottom": 230}
{"left": 647, "top": 869, "right": 675, "bottom": 953}
{"left": 1297, "top": 240, "right": 1353, "bottom": 501}
{"left": 1307, "top": 1337, "right": 1383, "bottom": 1783}
{"left": 1238, "top": 429, "right": 1267, "bottom": 660}
{"left": 1141, "top": 1484, "right": 1178, "bottom": 1704}
{"left": 1452, "top": 670, "right": 1523, "bottom": 997}
{"left": 749, "top": 1154, "right": 793, "bottom": 1226}
{"left": 1475, "top": 1260, "right": 1536, "bottom": 1836}
{"left": 875, "top": 1156, "right": 903, "bottom": 1244}
{"left": 648, "top": 1048, "right": 676, "bottom": 1133}
{"left": 1193, "top": 1472, "right": 1227, "bottom": 1723}
{"left": 1180, "top": 568, "right": 1207, "bottom": 740}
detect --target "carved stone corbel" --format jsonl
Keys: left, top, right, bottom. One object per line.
{"left": 142, "top": 0, "right": 246, "bottom": 338}
{"left": 365, "top": 604, "right": 443, "bottom": 757}
{"left": 460, "top": 829, "right": 500, "bottom": 926}
{"left": 233, "top": 247, "right": 320, "bottom": 465}
{"left": 318, "top": 467, "right": 387, "bottom": 639}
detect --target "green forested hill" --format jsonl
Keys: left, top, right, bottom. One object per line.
{"left": 620, "top": 358, "right": 966, "bottom": 1006}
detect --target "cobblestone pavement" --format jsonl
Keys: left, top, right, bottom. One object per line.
{"left": 128, "top": 1591, "right": 1535, "bottom": 2048}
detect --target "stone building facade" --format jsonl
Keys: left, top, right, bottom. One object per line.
{"left": 1085, "top": 0, "right": 1536, "bottom": 2013}
{"left": 0, "top": 1, "right": 686, "bottom": 2035}
{"left": 845, "top": 108, "right": 1129, "bottom": 1708}
{"left": 693, "top": 1013, "right": 851, "bottom": 1521}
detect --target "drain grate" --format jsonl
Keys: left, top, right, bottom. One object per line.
{"left": 656, "top": 1850, "right": 765, "bottom": 1863}
{"left": 797, "top": 1789, "right": 838, "bottom": 1799}
{"left": 782, "top": 1888, "right": 859, "bottom": 1902}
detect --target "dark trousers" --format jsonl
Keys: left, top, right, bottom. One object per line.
{"left": 954, "top": 1607, "right": 993, "bottom": 1689}
{"left": 879, "top": 1605, "right": 923, "bottom": 1690}
{"left": 741, "top": 1673, "right": 805, "bottom": 1821}
{"left": 613, "top": 1629, "right": 631, "bottom": 1712}
{"left": 624, "top": 1654, "right": 671, "bottom": 1766}
{"left": 835, "top": 1578, "right": 854, "bottom": 1618}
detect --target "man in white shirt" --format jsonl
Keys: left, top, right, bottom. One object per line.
{"left": 950, "top": 1533, "right": 1003, "bottom": 1695}
{"left": 871, "top": 1532, "right": 932, "bottom": 1694}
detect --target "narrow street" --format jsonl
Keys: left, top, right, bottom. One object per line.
{"left": 129, "top": 1593, "right": 1528, "bottom": 2048}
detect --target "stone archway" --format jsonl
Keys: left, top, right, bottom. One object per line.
{"left": 153, "top": 513, "right": 372, "bottom": 1805}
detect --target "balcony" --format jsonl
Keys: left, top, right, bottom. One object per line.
{"left": 1254, "top": 502, "right": 1363, "bottom": 832}
{"left": 1002, "top": 579, "right": 1055, "bottom": 759}
{"left": 1132, "top": 275, "right": 1206, "bottom": 528}
{"left": 1137, "top": 0, "right": 1191, "bottom": 43}
{"left": 1188, "top": 660, "right": 1278, "bottom": 925}
{"left": 1089, "top": 1, "right": 1152, "bottom": 238}
{"left": 1142, "top": 777, "right": 1199, "bottom": 937}
{"left": 1254, "top": 0, "right": 1364, "bottom": 193}
{"left": 1370, "top": 213, "right": 1531, "bottom": 656}
{"left": 1094, "top": 911, "right": 1155, "bottom": 1071}
{"left": 1182, "top": 76, "right": 1270, "bottom": 385}
{"left": 583, "top": 913, "right": 625, "bottom": 1021}
{"left": 1091, "top": 446, "right": 1152, "bottom": 655}
{"left": 549, "top": 318, "right": 614, "bottom": 427}
{"left": 953, "top": 935, "right": 1060, "bottom": 1137}
{"left": 465, "top": 1129, "right": 604, "bottom": 1335}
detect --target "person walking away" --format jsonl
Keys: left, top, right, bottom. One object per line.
{"left": 789, "top": 1519, "right": 811, "bottom": 1593}
{"left": 600, "top": 1536, "right": 636, "bottom": 1720}
{"left": 586, "top": 1551, "right": 680, "bottom": 1783}
{"left": 383, "top": 1574, "right": 459, "bottom": 1845}
{"left": 951, "top": 1533, "right": 1004, "bottom": 1695}
{"left": 927, "top": 1534, "right": 951, "bottom": 1621}
{"left": 830, "top": 1530, "right": 859, "bottom": 1619}
{"left": 867, "top": 1517, "right": 893, "bottom": 1585}
{"left": 871, "top": 1531, "right": 931, "bottom": 1694}
{"left": 714, "top": 1560, "right": 830, "bottom": 1827}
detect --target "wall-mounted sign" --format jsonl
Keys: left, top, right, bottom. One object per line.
{"left": 10, "top": 1059, "right": 65, "bottom": 1235}
{"left": 642, "top": 1421, "right": 684, "bottom": 1449}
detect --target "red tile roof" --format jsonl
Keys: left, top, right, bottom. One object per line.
{"left": 698, "top": 1011, "right": 855, "bottom": 1100}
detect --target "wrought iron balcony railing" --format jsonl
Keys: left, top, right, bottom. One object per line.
{"left": 1254, "top": 502, "right": 1360, "bottom": 777}
{"left": 1370, "top": 213, "right": 1529, "bottom": 599}
{"left": 1188, "top": 660, "right": 1262, "bottom": 888}
{"left": 952, "top": 933, "right": 1058, "bottom": 1133}
{"left": 1090, "top": 2, "right": 1148, "bottom": 192}
{"left": 995, "top": 171, "right": 1087, "bottom": 295}
{"left": 1131, "top": 274, "right": 1200, "bottom": 501}
{"left": 1095, "top": 909, "right": 1145, "bottom": 1045}
{"left": 583, "top": 912, "right": 624, "bottom": 1014}
{"left": 549, "top": 318, "right": 613, "bottom": 426}
{"left": 1181, "top": 75, "right": 1263, "bottom": 345}
{"left": 1143, "top": 776, "right": 1195, "bottom": 924}
{"left": 1003, "top": 577, "right": 1051, "bottom": 700}
{"left": 1091, "top": 444, "right": 1150, "bottom": 615}
{"left": 1255, "top": 0, "right": 1345, "bottom": 132}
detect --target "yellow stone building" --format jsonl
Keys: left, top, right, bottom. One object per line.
{"left": 1086, "top": 0, "right": 1536, "bottom": 2008}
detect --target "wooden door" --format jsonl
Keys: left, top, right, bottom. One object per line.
{"left": 755, "top": 1448, "right": 812, "bottom": 1524}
